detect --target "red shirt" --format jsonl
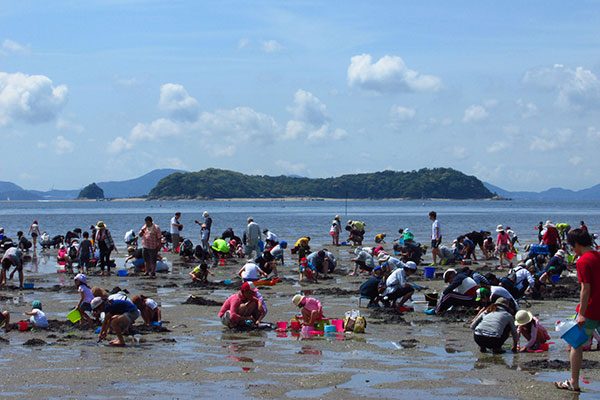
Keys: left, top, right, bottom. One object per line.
{"left": 542, "top": 227, "right": 560, "bottom": 246}
{"left": 576, "top": 250, "right": 600, "bottom": 321}
{"left": 139, "top": 224, "right": 162, "bottom": 250}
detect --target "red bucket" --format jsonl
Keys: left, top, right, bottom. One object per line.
{"left": 17, "top": 321, "right": 28, "bottom": 332}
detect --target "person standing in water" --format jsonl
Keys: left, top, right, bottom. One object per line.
{"left": 429, "top": 211, "right": 442, "bottom": 266}
{"left": 170, "top": 212, "right": 183, "bottom": 254}
{"left": 28, "top": 221, "right": 41, "bottom": 249}
{"left": 139, "top": 216, "right": 162, "bottom": 276}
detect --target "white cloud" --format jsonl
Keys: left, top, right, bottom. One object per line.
{"left": 56, "top": 117, "right": 84, "bottom": 133}
{"left": 115, "top": 77, "right": 141, "bottom": 88}
{"left": 516, "top": 99, "right": 538, "bottom": 119}
{"left": 285, "top": 89, "right": 346, "bottom": 141}
{"left": 529, "top": 128, "right": 572, "bottom": 152}
{"left": 54, "top": 136, "right": 74, "bottom": 155}
{"left": 275, "top": 159, "right": 306, "bottom": 175}
{"left": 347, "top": 53, "right": 442, "bottom": 93}
{"left": 462, "top": 105, "right": 489, "bottom": 123}
{"left": 453, "top": 146, "right": 468, "bottom": 160}
{"left": 130, "top": 118, "right": 182, "bottom": 142}
{"left": 158, "top": 83, "right": 200, "bottom": 121}
{"left": 0, "top": 72, "right": 67, "bottom": 126}
{"left": 36, "top": 141, "right": 47, "bottom": 149}
{"left": 1, "top": 39, "right": 30, "bottom": 55}
{"left": 483, "top": 99, "right": 498, "bottom": 108}
{"left": 487, "top": 141, "right": 508, "bottom": 153}
{"left": 261, "top": 40, "right": 284, "bottom": 53}
{"left": 198, "top": 107, "right": 281, "bottom": 142}
{"left": 238, "top": 38, "right": 250, "bottom": 50}
{"left": 587, "top": 126, "right": 600, "bottom": 140}
{"left": 569, "top": 156, "right": 582, "bottom": 165}
{"left": 107, "top": 136, "right": 133, "bottom": 154}
{"left": 523, "top": 64, "right": 600, "bottom": 110}
{"left": 390, "top": 105, "right": 416, "bottom": 121}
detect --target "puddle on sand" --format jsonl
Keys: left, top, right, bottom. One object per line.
{"left": 285, "top": 387, "right": 333, "bottom": 398}
{"left": 532, "top": 370, "right": 600, "bottom": 397}
{"left": 111, "top": 379, "right": 257, "bottom": 399}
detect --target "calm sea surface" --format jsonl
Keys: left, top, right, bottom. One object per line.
{"left": 1, "top": 199, "right": 598, "bottom": 249}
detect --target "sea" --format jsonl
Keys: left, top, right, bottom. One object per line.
{"left": 1, "top": 199, "right": 597, "bottom": 255}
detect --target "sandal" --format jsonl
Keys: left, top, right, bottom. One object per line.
{"left": 109, "top": 340, "right": 125, "bottom": 347}
{"left": 554, "top": 379, "right": 580, "bottom": 392}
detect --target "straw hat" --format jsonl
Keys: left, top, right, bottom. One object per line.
{"left": 378, "top": 254, "right": 390, "bottom": 263}
{"left": 544, "top": 220, "right": 555, "bottom": 228}
{"left": 515, "top": 310, "right": 533, "bottom": 326}
{"left": 496, "top": 224, "right": 505, "bottom": 232}
{"left": 292, "top": 294, "right": 305, "bottom": 307}
{"left": 95, "top": 221, "right": 106, "bottom": 229}
{"left": 555, "top": 249, "right": 565, "bottom": 258}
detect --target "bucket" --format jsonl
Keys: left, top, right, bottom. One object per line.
{"left": 219, "top": 258, "right": 225, "bottom": 266}
{"left": 561, "top": 322, "right": 590, "bottom": 349}
{"left": 331, "top": 319, "right": 344, "bottom": 332}
{"left": 462, "top": 259, "right": 472, "bottom": 265}
{"left": 23, "top": 283, "right": 34, "bottom": 289}
{"left": 17, "top": 321, "right": 28, "bottom": 331}
{"left": 324, "top": 325, "right": 336, "bottom": 333}
{"left": 117, "top": 269, "right": 127, "bottom": 277}
{"left": 425, "top": 293, "right": 439, "bottom": 307}
{"left": 551, "top": 274, "right": 560, "bottom": 283}
{"left": 568, "top": 254, "right": 575, "bottom": 264}
{"left": 223, "top": 279, "right": 232, "bottom": 285}
{"left": 314, "top": 319, "right": 329, "bottom": 332}
{"left": 290, "top": 320, "right": 301, "bottom": 331}
{"left": 506, "top": 252, "right": 515, "bottom": 260}
{"left": 276, "top": 321, "right": 287, "bottom": 331}
{"left": 66, "top": 309, "right": 82, "bottom": 323}
{"left": 412, "top": 301, "right": 429, "bottom": 313}
{"left": 424, "top": 267, "right": 435, "bottom": 279}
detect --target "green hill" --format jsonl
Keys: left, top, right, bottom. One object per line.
{"left": 77, "top": 183, "right": 105, "bottom": 199}
{"left": 148, "top": 168, "right": 493, "bottom": 200}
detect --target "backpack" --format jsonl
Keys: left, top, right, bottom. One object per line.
{"left": 180, "top": 239, "right": 193, "bottom": 255}
{"left": 68, "top": 246, "right": 78, "bottom": 258}
{"left": 507, "top": 266, "right": 523, "bottom": 283}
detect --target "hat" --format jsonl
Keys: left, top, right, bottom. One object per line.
{"left": 95, "top": 221, "right": 106, "bottom": 229}
{"left": 334, "top": 215, "right": 340, "bottom": 220}
{"left": 33, "top": 220, "right": 38, "bottom": 224}
{"left": 32, "top": 300, "right": 42, "bottom": 310}
{"left": 280, "top": 241, "right": 287, "bottom": 247}
{"left": 347, "top": 220, "right": 353, "bottom": 225}
{"left": 373, "top": 265, "right": 382, "bottom": 272}
{"left": 74, "top": 273, "right": 87, "bottom": 285}
{"left": 494, "top": 297, "right": 514, "bottom": 314}
{"left": 246, "top": 282, "right": 256, "bottom": 290}
{"left": 476, "top": 287, "right": 490, "bottom": 301}
{"left": 525, "top": 259, "right": 534, "bottom": 267}
{"left": 247, "top": 217, "right": 254, "bottom": 223}
{"left": 555, "top": 249, "right": 565, "bottom": 258}
{"left": 496, "top": 224, "right": 504, "bottom": 232}
{"left": 91, "top": 297, "right": 104, "bottom": 310}
{"left": 300, "top": 257, "right": 308, "bottom": 265}
{"left": 515, "top": 310, "right": 533, "bottom": 326}
{"left": 127, "top": 246, "right": 135, "bottom": 253}
{"left": 241, "top": 282, "right": 252, "bottom": 291}
{"left": 544, "top": 220, "right": 555, "bottom": 228}
{"left": 404, "top": 261, "right": 417, "bottom": 270}
{"left": 443, "top": 268, "right": 457, "bottom": 282}
{"left": 378, "top": 254, "right": 390, "bottom": 263}
{"left": 203, "top": 211, "right": 209, "bottom": 217}
{"left": 292, "top": 294, "right": 305, "bottom": 307}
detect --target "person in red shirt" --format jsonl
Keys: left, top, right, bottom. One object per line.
{"left": 139, "top": 216, "right": 162, "bottom": 276}
{"left": 580, "top": 220, "right": 588, "bottom": 233}
{"left": 542, "top": 220, "right": 561, "bottom": 256}
{"left": 218, "top": 282, "right": 261, "bottom": 328}
{"left": 555, "top": 229, "right": 600, "bottom": 392}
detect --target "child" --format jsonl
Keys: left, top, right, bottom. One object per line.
{"left": 189, "top": 263, "right": 213, "bottom": 283}
{"left": 292, "top": 295, "right": 324, "bottom": 327}
{"left": 57, "top": 245, "right": 72, "bottom": 271}
{"left": 24, "top": 300, "right": 48, "bottom": 328}
{"left": 74, "top": 274, "right": 94, "bottom": 325}
{"left": 132, "top": 295, "right": 162, "bottom": 326}
{"left": 515, "top": 310, "right": 550, "bottom": 351}
{"left": 77, "top": 232, "right": 93, "bottom": 274}
{"left": 299, "top": 257, "right": 317, "bottom": 283}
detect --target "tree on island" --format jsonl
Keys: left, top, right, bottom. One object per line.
{"left": 78, "top": 183, "right": 104, "bottom": 199}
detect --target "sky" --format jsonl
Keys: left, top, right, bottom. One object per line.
{"left": 1, "top": 1, "right": 600, "bottom": 192}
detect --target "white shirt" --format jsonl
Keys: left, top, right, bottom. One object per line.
{"left": 170, "top": 216, "right": 180, "bottom": 234}
{"left": 241, "top": 262, "right": 260, "bottom": 281}
{"left": 265, "top": 231, "right": 278, "bottom": 243}
{"left": 145, "top": 298, "right": 158, "bottom": 310}
{"left": 431, "top": 220, "right": 440, "bottom": 239}
{"left": 490, "top": 286, "right": 519, "bottom": 311}
{"left": 29, "top": 308, "right": 48, "bottom": 328}
{"left": 124, "top": 230, "right": 135, "bottom": 242}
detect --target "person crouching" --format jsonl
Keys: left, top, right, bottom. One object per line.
{"left": 218, "top": 282, "right": 262, "bottom": 329}
{"left": 91, "top": 296, "right": 139, "bottom": 347}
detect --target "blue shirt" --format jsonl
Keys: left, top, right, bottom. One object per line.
{"left": 105, "top": 300, "right": 137, "bottom": 315}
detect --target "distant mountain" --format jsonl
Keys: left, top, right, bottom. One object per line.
{"left": 0, "top": 168, "right": 187, "bottom": 200}
{"left": 484, "top": 182, "right": 600, "bottom": 201}
{"left": 149, "top": 168, "right": 494, "bottom": 199}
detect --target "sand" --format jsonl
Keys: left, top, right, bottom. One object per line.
{"left": 0, "top": 244, "right": 598, "bottom": 399}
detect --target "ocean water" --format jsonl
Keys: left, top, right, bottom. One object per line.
{"left": 0, "top": 199, "right": 597, "bottom": 249}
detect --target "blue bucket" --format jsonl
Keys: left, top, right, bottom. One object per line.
{"left": 117, "top": 269, "right": 127, "bottom": 277}
{"left": 561, "top": 323, "right": 590, "bottom": 349}
{"left": 23, "top": 283, "right": 34, "bottom": 289}
{"left": 324, "top": 325, "right": 336, "bottom": 333}
{"left": 424, "top": 267, "right": 435, "bottom": 279}
{"left": 551, "top": 275, "right": 560, "bottom": 283}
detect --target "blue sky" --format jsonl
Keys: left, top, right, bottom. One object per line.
{"left": 1, "top": 1, "right": 600, "bottom": 191}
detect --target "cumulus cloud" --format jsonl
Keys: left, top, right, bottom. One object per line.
{"left": 261, "top": 40, "right": 284, "bottom": 53}
{"left": 487, "top": 141, "right": 508, "bottom": 153}
{"left": 516, "top": 99, "right": 538, "bottom": 119}
{"left": 1, "top": 39, "right": 30, "bottom": 55}
{"left": 522, "top": 64, "right": 600, "bottom": 110}
{"left": 390, "top": 105, "right": 416, "bottom": 121}
{"left": 347, "top": 54, "right": 442, "bottom": 93}
{"left": 569, "top": 156, "right": 582, "bottom": 166}
{"left": 197, "top": 107, "right": 280, "bottom": 142}
{"left": 275, "top": 159, "right": 306, "bottom": 175}
{"left": 56, "top": 117, "right": 84, "bottom": 133}
{"left": 107, "top": 136, "right": 133, "bottom": 154}
{"left": 529, "top": 128, "right": 572, "bottom": 152}
{"left": 130, "top": 118, "right": 182, "bottom": 142}
{"left": 158, "top": 83, "right": 200, "bottom": 121}
{"left": 0, "top": 72, "right": 67, "bottom": 126}
{"left": 285, "top": 89, "right": 347, "bottom": 140}
{"left": 238, "top": 38, "right": 250, "bottom": 50}
{"left": 54, "top": 136, "right": 74, "bottom": 155}
{"left": 462, "top": 105, "right": 489, "bottom": 123}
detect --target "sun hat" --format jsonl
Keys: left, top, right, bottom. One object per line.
{"left": 347, "top": 220, "right": 353, "bottom": 225}
{"left": 334, "top": 215, "right": 340, "bottom": 220}
{"left": 95, "top": 221, "right": 106, "bottom": 229}
{"left": 292, "top": 294, "right": 305, "bottom": 307}
{"left": 32, "top": 300, "right": 42, "bottom": 310}
{"left": 91, "top": 286, "right": 108, "bottom": 298}
{"left": 475, "top": 287, "right": 490, "bottom": 301}
{"left": 404, "top": 261, "right": 417, "bottom": 270}
{"left": 378, "top": 254, "right": 390, "bottom": 263}
{"left": 515, "top": 310, "right": 533, "bottom": 326}
{"left": 203, "top": 211, "right": 209, "bottom": 217}
{"left": 525, "top": 259, "right": 534, "bottom": 267}
{"left": 494, "top": 297, "right": 515, "bottom": 314}
{"left": 496, "top": 224, "right": 504, "bottom": 232}
{"left": 555, "top": 249, "right": 565, "bottom": 258}
{"left": 91, "top": 297, "right": 104, "bottom": 310}
{"left": 74, "top": 273, "right": 87, "bottom": 285}
{"left": 544, "top": 220, "right": 555, "bottom": 228}
{"left": 443, "top": 268, "right": 457, "bottom": 282}
{"left": 127, "top": 246, "right": 135, "bottom": 254}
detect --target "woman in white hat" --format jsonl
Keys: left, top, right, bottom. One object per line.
{"left": 515, "top": 310, "right": 550, "bottom": 352}
{"left": 542, "top": 220, "right": 561, "bottom": 256}
{"left": 495, "top": 225, "right": 513, "bottom": 269}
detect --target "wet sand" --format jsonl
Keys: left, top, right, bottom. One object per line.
{"left": 0, "top": 245, "right": 599, "bottom": 399}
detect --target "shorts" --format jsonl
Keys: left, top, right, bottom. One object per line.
{"left": 122, "top": 309, "right": 140, "bottom": 325}
{"left": 582, "top": 318, "right": 600, "bottom": 344}
{"left": 329, "top": 231, "right": 339, "bottom": 237}
{"left": 143, "top": 248, "right": 159, "bottom": 264}
{"left": 80, "top": 302, "right": 92, "bottom": 312}
{"left": 31, "top": 232, "right": 38, "bottom": 238}
{"left": 431, "top": 238, "right": 442, "bottom": 249}
{"left": 498, "top": 244, "right": 509, "bottom": 254}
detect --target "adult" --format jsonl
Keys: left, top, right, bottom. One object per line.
{"left": 16, "top": 231, "right": 32, "bottom": 252}
{"left": 0, "top": 246, "right": 23, "bottom": 288}
{"left": 270, "top": 241, "right": 287, "bottom": 264}
{"left": 329, "top": 215, "right": 342, "bottom": 246}
{"left": 542, "top": 220, "right": 561, "bottom": 256}
{"left": 170, "top": 212, "right": 183, "bottom": 254}
{"left": 292, "top": 294, "right": 324, "bottom": 327}
{"left": 292, "top": 237, "right": 311, "bottom": 261}
{"left": 243, "top": 217, "right": 261, "bottom": 259}
{"left": 95, "top": 221, "right": 115, "bottom": 276}
{"left": 429, "top": 211, "right": 442, "bottom": 266}
{"left": 92, "top": 297, "right": 139, "bottom": 347}
{"left": 211, "top": 238, "right": 230, "bottom": 267}
{"left": 556, "top": 223, "right": 571, "bottom": 241}
{"left": 262, "top": 229, "right": 279, "bottom": 249}
{"left": 255, "top": 251, "right": 278, "bottom": 277}
{"left": 238, "top": 260, "right": 267, "bottom": 282}
{"left": 470, "top": 297, "right": 518, "bottom": 354}
{"left": 539, "top": 249, "right": 567, "bottom": 284}
{"left": 580, "top": 221, "right": 588, "bottom": 233}
{"left": 475, "top": 286, "right": 518, "bottom": 314}
{"left": 500, "top": 261, "right": 536, "bottom": 299}
{"left": 426, "top": 268, "right": 479, "bottom": 315}
{"left": 350, "top": 247, "right": 375, "bottom": 276}
{"left": 219, "top": 282, "right": 262, "bottom": 328}
{"left": 28, "top": 220, "right": 41, "bottom": 249}
{"left": 306, "top": 250, "right": 333, "bottom": 279}
{"left": 202, "top": 211, "right": 212, "bottom": 240}
{"left": 381, "top": 261, "right": 417, "bottom": 311}
{"left": 139, "top": 216, "right": 162, "bottom": 276}
{"left": 460, "top": 235, "right": 477, "bottom": 261}
{"left": 123, "top": 229, "right": 138, "bottom": 248}
{"left": 555, "top": 229, "right": 600, "bottom": 392}
{"left": 495, "top": 225, "right": 512, "bottom": 269}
